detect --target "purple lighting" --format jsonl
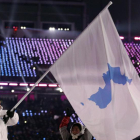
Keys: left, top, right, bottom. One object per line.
{"left": 124, "top": 43, "right": 140, "bottom": 75}
{"left": 3, "top": 37, "right": 75, "bottom": 77}
{"left": 134, "top": 37, "right": 140, "bottom": 40}
{"left": 9, "top": 83, "right": 18, "bottom": 86}
{"left": 29, "top": 84, "right": 38, "bottom": 87}
{"left": 2, "top": 37, "right": 140, "bottom": 80}
{"left": 120, "top": 36, "right": 124, "bottom": 40}
{"left": 38, "top": 84, "right": 47, "bottom": 87}
{"left": 0, "top": 83, "right": 8, "bottom": 86}
{"left": 19, "top": 83, "right": 28, "bottom": 86}
{"left": 48, "top": 84, "right": 58, "bottom": 87}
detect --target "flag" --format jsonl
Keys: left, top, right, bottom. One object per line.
{"left": 50, "top": 4, "right": 140, "bottom": 140}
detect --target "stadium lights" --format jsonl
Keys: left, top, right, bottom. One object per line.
{"left": 21, "top": 26, "right": 26, "bottom": 29}
{"left": 49, "top": 27, "right": 55, "bottom": 31}
{"left": 56, "top": 87, "right": 63, "bottom": 92}
{"left": 0, "top": 82, "right": 60, "bottom": 88}
{"left": 9, "top": 83, "right": 18, "bottom": 86}
{"left": 33, "top": 67, "right": 36, "bottom": 70}
{"left": 0, "top": 83, "right": 8, "bottom": 86}
{"left": 120, "top": 36, "right": 124, "bottom": 40}
{"left": 29, "top": 84, "right": 38, "bottom": 87}
{"left": 27, "top": 88, "right": 30, "bottom": 91}
{"left": 58, "top": 28, "right": 68, "bottom": 31}
{"left": 48, "top": 84, "right": 58, "bottom": 87}
{"left": 134, "top": 37, "right": 140, "bottom": 40}
{"left": 11, "top": 90, "right": 15, "bottom": 93}
{"left": 38, "top": 84, "right": 47, "bottom": 87}
{"left": 19, "top": 83, "right": 28, "bottom": 86}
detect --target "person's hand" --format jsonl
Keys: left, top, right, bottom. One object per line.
{"left": 66, "top": 108, "right": 72, "bottom": 117}
{"left": 3, "top": 109, "right": 16, "bottom": 124}
{"left": 7, "top": 109, "right": 15, "bottom": 118}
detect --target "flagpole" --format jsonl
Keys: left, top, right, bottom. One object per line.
{"left": 10, "top": 1, "right": 113, "bottom": 112}
{"left": 11, "top": 68, "right": 51, "bottom": 111}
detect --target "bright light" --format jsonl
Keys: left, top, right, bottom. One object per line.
{"left": 56, "top": 88, "right": 63, "bottom": 92}
{"left": 21, "top": 26, "right": 24, "bottom": 29}
{"left": 19, "top": 83, "right": 28, "bottom": 86}
{"left": 48, "top": 84, "right": 58, "bottom": 87}
{"left": 9, "top": 83, "right": 18, "bottom": 86}
{"left": 29, "top": 84, "right": 38, "bottom": 87}
{"left": 137, "top": 62, "right": 140, "bottom": 65}
{"left": 134, "top": 37, "right": 140, "bottom": 40}
{"left": 120, "top": 36, "right": 124, "bottom": 40}
{"left": 24, "top": 121, "right": 27, "bottom": 123}
{"left": 54, "top": 115, "right": 60, "bottom": 120}
{"left": 49, "top": 27, "right": 55, "bottom": 31}
{"left": 27, "top": 88, "right": 30, "bottom": 91}
{"left": 11, "top": 90, "right": 15, "bottom": 93}
{"left": 38, "top": 84, "right": 47, "bottom": 87}
{"left": 67, "top": 28, "right": 69, "bottom": 31}
{"left": 0, "top": 83, "right": 8, "bottom": 86}
{"left": 24, "top": 27, "right": 26, "bottom": 29}
{"left": 64, "top": 28, "right": 67, "bottom": 31}
{"left": 58, "top": 28, "right": 60, "bottom": 30}
{"left": 33, "top": 67, "right": 36, "bottom": 70}
{"left": 0, "top": 86, "right": 3, "bottom": 89}
{"left": 61, "top": 28, "right": 63, "bottom": 30}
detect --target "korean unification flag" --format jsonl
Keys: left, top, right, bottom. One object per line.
{"left": 50, "top": 3, "right": 140, "bottom": 140}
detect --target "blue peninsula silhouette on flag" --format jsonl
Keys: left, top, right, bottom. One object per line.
{"left": 49, "top": 7, "right": 140, "bottom": 139}
{"left": 81, "top": 63, "right": 132, "bottom": 109}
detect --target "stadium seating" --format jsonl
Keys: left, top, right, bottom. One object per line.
{"left": 0, "top": 38, "right": 140, "bottom": 79}
{"left": 124, "top": 43, "right": 140, "bottom": 75}
{"left": 0, "top": 38, "right": 74, "bottom": 77}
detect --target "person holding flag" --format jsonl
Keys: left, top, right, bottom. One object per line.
{"left": 7, "top": 1, "right": 140, "bottom": 140}
{"left": 59, "top": 109, "right": 93, "bottom": 140}
{"left": 0, "top": 104, "right": 19, "bottom": 140}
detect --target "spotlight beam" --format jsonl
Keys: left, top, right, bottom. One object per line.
{"left": 7, "top": 0, "right": 19, "bottom": 37}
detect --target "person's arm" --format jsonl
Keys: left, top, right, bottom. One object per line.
{"left": 2, "top": 109, "right": 19, "bottom": 126}
{"left": 6, "top": 112, "right": 19, "bottom": 126}
{"left": 84, "top": 128, "right": 93, "bottom": 140}
{"left": 59, "top": 116, "right": 70, "bottom": 140}
{"left": 0, "top": 110, "right": 7, "bottom": 117}
{"left": 0, "top": 105, "right": 19, "bottom": 126}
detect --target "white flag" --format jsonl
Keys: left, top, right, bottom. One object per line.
{"left": 50, "top": 4, "right": 140, "bottom": 140}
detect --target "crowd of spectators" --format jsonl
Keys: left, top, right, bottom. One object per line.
{"left": 0, "top": 94, "right": 72, "bottom": 140}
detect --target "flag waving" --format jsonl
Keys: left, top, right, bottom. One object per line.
{"left": 50, "top": 2, "right": 140, "bottom": 140}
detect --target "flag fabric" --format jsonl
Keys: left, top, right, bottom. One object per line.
{"left": 50, "top": 6, "right": 140, "bottom": 140}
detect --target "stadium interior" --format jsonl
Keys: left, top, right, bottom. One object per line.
{"left": 0, "top": 0, "right": 140, "bottom": 140}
